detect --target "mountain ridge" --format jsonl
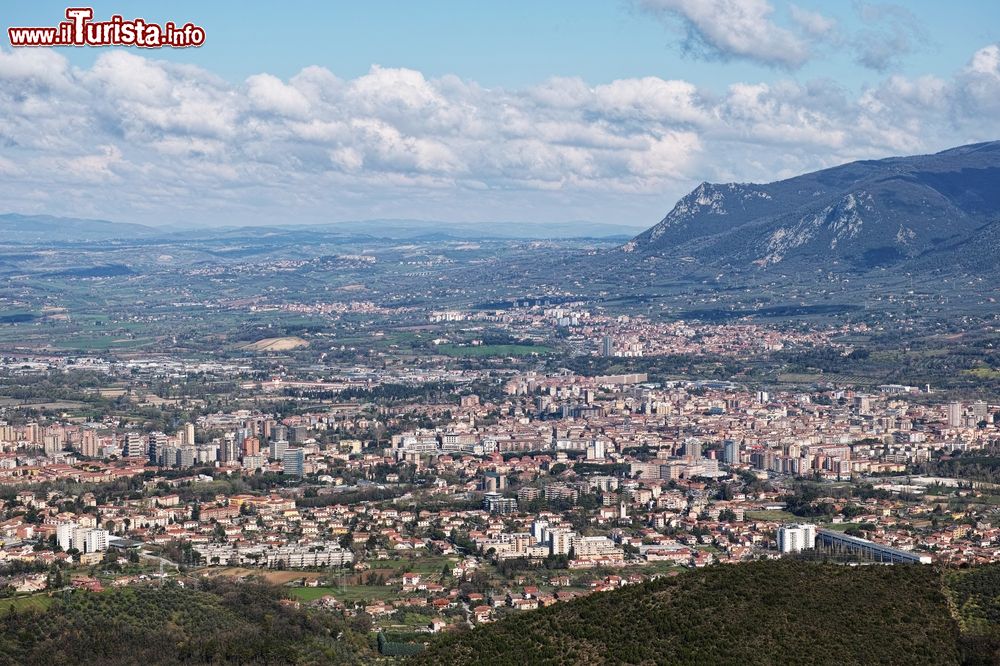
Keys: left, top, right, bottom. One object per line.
{"left": 0, "top": 213, "right": 643, "bottom": 242}
{"left": 623, "top": 141, "right": 1000, "bottom": 272}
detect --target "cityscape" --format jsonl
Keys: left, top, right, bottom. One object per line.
{"left": 2, "top": 2, "right": 1000, "bottom": 665}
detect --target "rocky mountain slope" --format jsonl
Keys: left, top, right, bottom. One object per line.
{"left": 623, "top": 141, "right": 1000, "bottom": 271}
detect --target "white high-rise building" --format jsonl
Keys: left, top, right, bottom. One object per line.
{"left": 84, "top": 529, "right": 110, "bottom": 553}
{"left": 56, "top": 522, "right": 76, "bottom": 551}
{"left": 531, "top": 519, "right": 549, "bottom": 544}
{"left": 777, "top": 523, "right": 816, "bottom": 553}
{"left": 947, "top": 402, "right": 962, "bottom": 427}
{"left": 124, "top": 431, "right": 145, "bottom": 458}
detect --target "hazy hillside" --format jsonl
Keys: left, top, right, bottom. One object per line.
{"left": 0, "top": 213, "right": 642, "bottom": 243}
{"left": 623, "top": 141, "right": 1000, "bottom": 272}
{"left": 0, "top": 213, "right": 158, "bottom": 242}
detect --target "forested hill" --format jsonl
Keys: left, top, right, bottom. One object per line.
{"left": 412, "top": 560, "right": 1000, "bottom": 666}
{"left": 0, "top": 578, "right": 375, "bottom": 665}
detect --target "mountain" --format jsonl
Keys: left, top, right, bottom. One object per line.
{"left": 413, "top": 560, "right": 977, "bottom": 666}
{"left": 0, "top": 213, "right": 158, "bottom": 242}
{"left": 623, "top": 141, "right": 1000, "bottom": 271}
{"left": 0, "top": 213, "right": 642, "bottom": 243}
{"left": 303, "top": 219, "right": 645, "bottom": 240}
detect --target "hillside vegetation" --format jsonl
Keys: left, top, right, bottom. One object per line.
{"left": 413, "top": 560, "right": 964, "bottom": 666}
{"left": 0, "top": 578, "right": 374, "bottom": 665}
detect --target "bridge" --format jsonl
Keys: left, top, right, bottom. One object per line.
{"left": 816, "top": 529, "right": 932, "bottom": 565}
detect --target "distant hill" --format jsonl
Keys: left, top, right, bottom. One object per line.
{"left": 622, "top": 141, "right": 1000, "bottom": 272}
{"left": 0, "top": 213, "right": 157, "bottom": 242}
{"left": 0, "top": 213, "right": 642, "bottom": 243}
{"left": 413, "top": 560, "right": 977, "bottom": 666}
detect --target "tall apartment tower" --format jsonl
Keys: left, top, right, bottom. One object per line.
{"left": 947, "top": 402, "right": 962, "bottom": 428}
{"left": 81, "top": 429, "right": 99, "bottom": 458}
{"left": 777, "top": 524, "right": 816, "bottom": 553}
{"left": 124, "top": 432, "right": 145, "bottom": 458}
{"left": 282, "top": 447, "right": 305, "bottom": 477}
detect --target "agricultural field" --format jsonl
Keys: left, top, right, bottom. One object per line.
{"left": 0, "top": 594, "right": 54, "bottom": 613}
{"left": 288, "top": 584, "right": 398, "bottom": 603}
{"left": 434, "top": 344, "right": 551, "bottom": 357}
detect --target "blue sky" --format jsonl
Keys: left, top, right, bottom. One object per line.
{"left": 1, "top": 1, "right": 999, "bottom": 227}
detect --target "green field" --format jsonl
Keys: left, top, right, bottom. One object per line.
{"left": 366, "top": 556, "right": 456, "bottom": 574}
{"left": 435, "top": 344, "right": 550, "bottom": 357}
{"left": 745, "top": 510, "right": 798, "bottom": 522}
{"left": 54, "top": 336, "right": 158, "bottom": 351}
{"left": 0, "top": 594, "right": 54, "bottom": 613}
{"left": 965, "top": 367, "right": 1000, "bottom": 380}
{"left": 288, "top": 584, "right": 398, "bottom": 603}
{"left": 821, "top": 522, "right": 861, "bottom": 532}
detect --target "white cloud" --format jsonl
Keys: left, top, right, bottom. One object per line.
{"left": 788, "top": 5, "right": 837, "bottom": 38}
{"left": 637, "top": 0, "right": 811, "bottom": 69}
{"left": 968, "top": 44, "right": 1000, "bottom": 76}
{"left": 0, "top": 44, "right": 996, "bottom": 227}
{"left": 246, "top": 73, "right": 311, "bottom": 118}
{"left": 852, "top": 3, "right": 926, "bottom": 72}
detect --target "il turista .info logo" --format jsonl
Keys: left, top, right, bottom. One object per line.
{"left": 8, "top": 7, "right": 206, "bottom": 48}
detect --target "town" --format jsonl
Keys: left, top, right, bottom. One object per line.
{"left": 3, "top": 326, "right": 998, "bottom": 642}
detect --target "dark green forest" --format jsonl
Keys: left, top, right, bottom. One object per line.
{"left": 412, "top": 561, "right": 967, "bottom": 666}
{"left": 0, "top": 578, "right": 374, "bottom": 665}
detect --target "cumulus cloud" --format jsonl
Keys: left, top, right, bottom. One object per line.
{"left": 637, "top": 1, "right": 931, "bottom": 73}
{"left": 0, "top": 45, "right": 997, "bottom": 226}
{"left": 637, "top": 0, "right": 811, "bottom": 69}
{"left": 788, "top": 5, "right": 837, "bottom": 39}
{"left": 852, "top": 2, "right": 927, "bottom": 72}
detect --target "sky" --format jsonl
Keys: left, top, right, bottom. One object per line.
{"left": 1, "top": 1, "right": 999, "bottom": 228}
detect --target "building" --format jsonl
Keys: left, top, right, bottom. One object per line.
{"left": 282, "top": 447, "right": 305, "bottom": 477}
{"left": 602, "top": 335, "right": 614, "bottom": 357}
{"left": 947, "top": 402, "right": 962, "bottom": 427}
{"left": 124, "top": 431, "right": 145, "bottom": 458}
{"left": 723, "top": 440, "right": 739, "bottom": 465}
{"left": 84, "top": 529, "right": 110, "bottom": 553}
{"left": 777, "top": 523, "right": 816, "bottom": 553}
{"left": 80, "top": 429, "right": 99, "bottom": 457}
{"left": 178, "top": 446, "right": 196, "bottom": 468}
{"left": 483, "top": 471, "right": 507, "bottom": 492}
{"left": 483, "top": 492, "right": 517, "bottom": 515}
{"left": 220, "top": 433, "right": 239, "bottom": 463}
{"left": 270, "top": 439, "right": 289, "bottom": 461}
{"left": 56, "top": 522, "right": 76, "bottom": 551}
{"left": 548, "top": 528, "right": 576, "bottom": 555}
{"left": 57, "top": 523, "right": 109, "bottom": 553}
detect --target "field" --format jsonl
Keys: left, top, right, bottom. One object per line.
{"left": 0, "top": 594, "right": 54, "bottom": 613}
{"left": 288, "top": 584, "right": 398, "bottom": 603}
{"left": 435, "top": 344, "right": 550, "bottom": 357}
{"left": 239, "top": 336, "right": 310, "bottom": 352}
{"left": 201, "top": 567, "right": 324, "bottom": 585}
{"left": 365, "top": 556, "right": 457, "bottom": 574}
{"left": 745, "top": 510, "right": 798, "bottom": 522}
{"left": 965, "top": 367, "right": 1000, "bottom": 380}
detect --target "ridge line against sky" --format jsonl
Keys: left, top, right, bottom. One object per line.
{"left": 0, "top": 0, "right": 998, "bottom": 228}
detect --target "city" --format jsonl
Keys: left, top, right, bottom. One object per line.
{"left": 3, "top": 2, "right": 1000, "bottom": 664}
